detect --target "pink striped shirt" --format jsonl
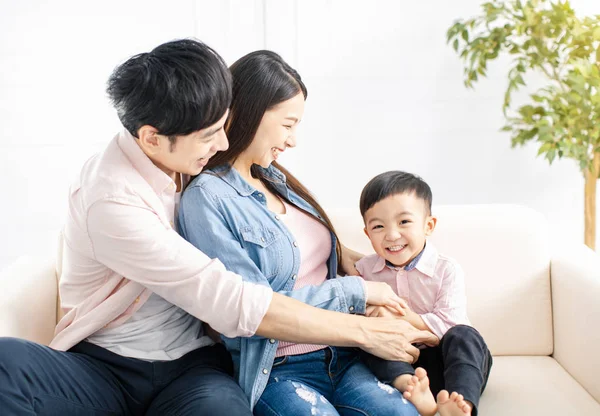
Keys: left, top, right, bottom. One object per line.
{"left": 275, "top": 201, "right": 330, "bottom": 357}
{"left": 51, "top": 129, "right": 273, "bottom": 351}
{"left": 355, "top": 243, "right": 470, "bottom": 339}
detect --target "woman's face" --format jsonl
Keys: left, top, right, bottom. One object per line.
{"left": 243, "top": 92, "right": 305, "bottom": 168}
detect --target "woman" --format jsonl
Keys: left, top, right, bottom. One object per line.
{"left": 178, "top": 51, "right": 427, "bottom": 415}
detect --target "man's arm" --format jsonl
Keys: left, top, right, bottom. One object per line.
{"left": 87, "top": 198, "right": 273, "bottom": 339}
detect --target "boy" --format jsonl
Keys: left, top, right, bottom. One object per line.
{"left": 356, "top": 171, "right": 493, "bottom": 416}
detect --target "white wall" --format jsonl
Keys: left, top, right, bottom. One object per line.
{"left": 1, "top": 0, "right": 599, "bottom": 270}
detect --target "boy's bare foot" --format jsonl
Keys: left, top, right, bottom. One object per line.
{"left": 394, "top": 368, "right": 437, "bottom": 416}
{"left": 437, "top": 390, "right": 472, "bottom": 416}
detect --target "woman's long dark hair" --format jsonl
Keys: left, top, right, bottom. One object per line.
{"left": 204, "top": 50, "right": 345, "bottom": 271}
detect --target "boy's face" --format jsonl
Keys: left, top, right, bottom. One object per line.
{"left": 363, "top": 192, "right": 437, "bottom": 268}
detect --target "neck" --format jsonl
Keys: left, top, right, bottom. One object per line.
{"left": 232, "top": 156, "right": 255, "bottom": 183}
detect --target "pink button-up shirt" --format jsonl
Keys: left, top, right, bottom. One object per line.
{"left": 50, "top": 130, "right": 273, "bottom": 351}
{"left": 355, "top": 243, "right": 470, "bottom": 339}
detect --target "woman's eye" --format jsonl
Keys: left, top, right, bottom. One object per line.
{"left": 284, "top": 125, "right": 293, "bottom": 130}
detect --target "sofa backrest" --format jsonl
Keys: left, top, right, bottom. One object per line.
{"left": 329, "top": 204, "right": 553, "bottom": 356}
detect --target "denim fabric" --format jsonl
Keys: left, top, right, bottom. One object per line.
{"left": 178, "top": 164, "right": 367, "bottom": 408}
{"left": 0, "top": 337, "right": 251, "bottom": 415}
{"left": 363, "top": 325, "right": 493, "bottom": 416}
{"left": 254, "top": 347, "right": 419, "bottom": 416}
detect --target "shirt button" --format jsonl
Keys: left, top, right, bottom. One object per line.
{"left": 169, "top": 221, "right": 174, "bottom": 228}
{"left": 135, "top": 297, "right": 140, "bottom": 303}
{"left": 349, "top": 306, "right": 355, "bottom": 312}
{"left": 293, "top": 241, "right": 298, "bottom": 247}
{"left": 260, "top": 237, "right": 265, "bottom": 242}
{"left": 262, "top": 368, "right": 268, "bottom": 375}
{"left": 275, "top": 215, "right": 280, "bottom": 220}
{"left": 258, "top": 193, "right": 263, "bottom": 198}
{"left": 169, "top": 183, "right": 175, "bottom": 190}
{"left": 291, "top": 274, "right": 297, "bottom": 280}
{"left": 269, "top": 339, "right": 276, "bottom": 344}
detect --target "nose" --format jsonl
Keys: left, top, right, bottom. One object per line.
{"left": 285, "top": 132, "right": 297, "bottom": 148}
{"left": 384, "top": 229, "right": 401, "bottom": 241}
{"left": 214, "top": 129, "right": 229, "bottom": 152}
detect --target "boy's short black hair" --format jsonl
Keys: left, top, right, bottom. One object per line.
{"left": 107, "top": 38, "right": 232, "bottom": 140}
{"left": 360, "top": 171, "right": 433, "bottom": 217}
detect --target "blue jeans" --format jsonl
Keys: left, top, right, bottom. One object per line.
{"left": 254, "top": 347, "right": 419, "bottom": 416}
{"left": 0, "top": 338, "right": 251, "bottom": 415}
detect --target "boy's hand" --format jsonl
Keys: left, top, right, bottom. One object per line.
{"left": 363, "top": 281, "right": 408, "bottom": 315}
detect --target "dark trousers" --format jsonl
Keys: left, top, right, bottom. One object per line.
{"left": 0, "top": 337, "right": 252, "bottom": 415}
{"left": 363, "top": 325, "right": 492, "bottom": 416}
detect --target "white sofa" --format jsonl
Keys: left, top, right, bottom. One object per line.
{"left": 1, "top": 204, "right": 599, "bottom": 415}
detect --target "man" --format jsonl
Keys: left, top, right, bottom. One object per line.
{"left": 0, "top": 39, "right": 435, "bottom": 415}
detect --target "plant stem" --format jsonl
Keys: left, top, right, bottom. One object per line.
{"left": 584, "top": 152, "right": 600, "bottom": 250}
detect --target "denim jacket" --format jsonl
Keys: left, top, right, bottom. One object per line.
{"left": 177, "top": 164, "right": 367, "bottom": 408}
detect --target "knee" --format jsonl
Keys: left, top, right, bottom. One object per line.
{"left": 0, "top": 338, "right": 31, "bottom": 367}
{"left": 200, "top": 381, "right": 251, "bottom": 414}
{"left": 442, "top": 325, "right": 486, "bottom": 349}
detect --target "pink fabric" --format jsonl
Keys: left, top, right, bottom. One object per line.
{"left": 275, "top": 201, "right": 330, "bottom": 357}
{"left": 355, "top": 243, "right": 470, "bottom": 339}
{"left": 51, "top": 129, "right": 273, "bottom": 351}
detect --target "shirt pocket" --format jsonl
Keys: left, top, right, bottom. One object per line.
{"left": 239, "top": 226, "right": 283, "bottom": 280}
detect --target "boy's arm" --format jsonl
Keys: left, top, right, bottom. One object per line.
{"left": 418, "top": 260, "right": 469, "bottom": 340}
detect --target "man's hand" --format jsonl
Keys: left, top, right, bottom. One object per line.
{"left": 363, "top": 281, "right": 408, "bottom": 315}
{"left": 359, "top": 318, "right": 434, "bottom": 363}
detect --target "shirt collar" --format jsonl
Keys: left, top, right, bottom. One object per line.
{"left": 370, "top": 242, "right": 438, "bottom": 278}
{"left": 117, "top": 129, "right": 178, "bottom": 195}
{"left": 208, "top": 164, "right": 287, "bottom": 197}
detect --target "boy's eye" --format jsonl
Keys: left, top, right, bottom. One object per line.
{"left": 372, "top": 225, "right": 383, "bottom": 230}
{"left": 400, "top": 220, "right": 411, "bottom": 225}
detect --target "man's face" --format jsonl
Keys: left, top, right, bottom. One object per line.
{"left": 140, "top": 111, "right": 229, "bottom": 179}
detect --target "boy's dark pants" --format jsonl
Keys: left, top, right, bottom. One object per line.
{"left": 363, "top": 325, "right": 492, "bottom": 416}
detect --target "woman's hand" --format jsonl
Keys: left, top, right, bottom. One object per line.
{"left": 363, "top": 281, "right": 408, "bottom": 315}
{"left": 366, "top": 305, "right": 404, "bottom": 318}
{"left": 340, "top": 244, "right": 365, "bottom": 276}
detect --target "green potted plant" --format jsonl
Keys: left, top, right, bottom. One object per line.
{"left": 447, "top": 0, "right": 600, "bottom": 250}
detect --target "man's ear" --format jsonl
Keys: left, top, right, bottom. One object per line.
{"left": 425, "top": 215, "right": 437, "bottom": 236}
{"left": 137, "top": 125, "right": 161, "bottom": 155}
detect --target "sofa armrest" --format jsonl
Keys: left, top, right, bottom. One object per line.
{"left": 551, "top": 244, "right": 600, "bottom": 402}
{"left": 0, "top": 256, "right": 58, "bottom": 345}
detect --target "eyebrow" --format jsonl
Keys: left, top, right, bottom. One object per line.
{"left": 284, "top": 116, "right": 299, "bottom": 123}
{"left": 201, "top": 125, "right": 223, "bottom": 138}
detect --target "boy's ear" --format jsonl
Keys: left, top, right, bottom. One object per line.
{"left": 363, "top": 227, "right": 368, "bottom": 237}
{"left": 425, "top": 215, "right": 437, "bottom": 236}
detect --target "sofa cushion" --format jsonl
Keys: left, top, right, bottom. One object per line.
{"left": 480, "top": 356, "right": 600, "bottom": 415}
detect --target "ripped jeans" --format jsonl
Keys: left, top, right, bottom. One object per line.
{"left": 254, "top": 347, "right": 419, "bottom": 416}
